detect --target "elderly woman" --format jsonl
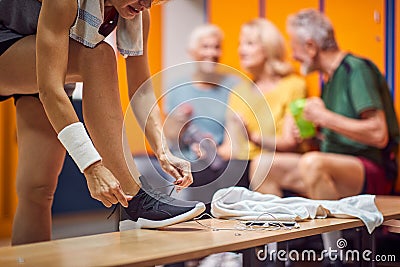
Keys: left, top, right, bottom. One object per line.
{"left": 0, "top": 0, "right": 205, "bottom": 245}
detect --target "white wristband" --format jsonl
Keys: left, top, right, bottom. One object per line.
{"left": 57, "top": 122, "right": 102, "bottom": 173}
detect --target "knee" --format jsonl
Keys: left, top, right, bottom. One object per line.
{"left": 299, "top": 152, "right": 326, "bottom": 186}
{"left": 299, "top": 152, "right": 325, "bottom": 173}
{"left": 16, "top": 178, "right": 57, "bottom": 207}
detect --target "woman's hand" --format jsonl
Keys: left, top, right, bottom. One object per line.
{"left": 84, "top": 162, "right": 132, "bottom": 207}
{"left": 158, "top": 151, "right": 193, "bottom": 191}
{"left": 287, "top": 114, "right": 303, "bottom": 144}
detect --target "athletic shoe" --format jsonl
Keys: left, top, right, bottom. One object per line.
{"left": 119, "top": 182, "right": 205, "bottom": 230}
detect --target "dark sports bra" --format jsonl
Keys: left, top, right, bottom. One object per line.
{"left": 99, "top": 6, "right": 119, "bottom": 37}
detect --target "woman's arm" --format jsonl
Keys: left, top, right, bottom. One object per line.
{"left": 229, "top": 115, "right": 297, "bottom": 153}
{"left": 36, "top": 0, "right": 130, "bottom": 207}
{"left": 125, "top": 10, "right": 193, "bottom": 188}
{"left": 217, "top": 110, "right": 248, "bottom": 160}
{"left": 36, "top": 0, "right": 78, "bottom": 130}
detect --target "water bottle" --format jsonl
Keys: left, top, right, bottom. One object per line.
{"left": 290, "top": 99, "right": 316, "bottom": 138}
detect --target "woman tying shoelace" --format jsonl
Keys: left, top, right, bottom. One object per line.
{"left": 0, "top": 0, "right": 205, "bottom": 245}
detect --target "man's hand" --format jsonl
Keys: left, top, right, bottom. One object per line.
{"left": 84, "top": 162, "right": 132, "bottom": 207}
{"left": 303, "top": 97, "right": 328, "bottom": 127}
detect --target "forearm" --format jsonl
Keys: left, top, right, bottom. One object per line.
{"left": 37, "top": 0, "right": 80, "bottom": 132}
{"left": 259, "top": 136, "right": 294, "bottom": 152}
{"left": 132, "top": 91, "right": 169, "bottom": 156}
{"left": 221, "top": 111, "right": 249, "bottom": 159}
{"left": 251, "top": 116, "right": 298, "bottom": 152}
{"left": 38, "top": 88, "right": 79, "bottom": 131}
{"left": 320, "top": 110, "right": 388, "bottom": 148}
{"left": 146, "top": 110, "right": 169, "bottom": 157}
{"left": 163, "top": 114, "right": 187, "bottom": 142}
{"left": 276, "top": 138, "right": 298, "bottom": 152}
{"left": 217, "top": 134, "right": 232, "bottom": 160}
{"left": 256, "top": 136, "right": 295, "bottom": 152}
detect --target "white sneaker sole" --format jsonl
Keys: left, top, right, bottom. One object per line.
{"left": 119, "top": 202, "right": 206, "bottom": 230}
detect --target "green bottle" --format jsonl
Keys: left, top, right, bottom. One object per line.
{"left": 290, "top": 99, "right": 316, "bottom": 138}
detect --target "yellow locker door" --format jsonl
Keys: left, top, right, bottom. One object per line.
{"left": 209, "top": 0, "right": 260, "bottom": 72}
{"left": 325, "top": 0, "right": 385, "bottom": 71}
{"left": 0, "top": 100, "right": 18, "bottom": 239}
{"left": 265, "top": 0, "right": 320, "bottom": 44}
{"left": 265, "top": 0, "right": 321, "bottom": 97}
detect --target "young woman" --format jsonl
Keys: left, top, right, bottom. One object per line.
{"left": 0, "top": 0, "right": 205, "bottom": 245}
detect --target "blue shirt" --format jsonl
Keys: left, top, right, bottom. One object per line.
{"left": 164, "top": 76, "right": 237, "bottom": 159}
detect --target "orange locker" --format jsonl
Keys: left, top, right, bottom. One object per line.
{"left": 265, "top": 0, "right": 321, "bottom": 97}
{"left": 121, "top": 6, "right": 163, "bottom": 155}
{"left": 0, "top": 99, "right": 18, "bottom": 238}
{"left": 325, "top": 0, "right": 385, "bottom": 72}
{"left": 209, "top": 0, "right": 260, "bottom": 71}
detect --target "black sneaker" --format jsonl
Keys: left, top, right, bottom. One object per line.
{"left": 119, "top": 187, "right": 206, "bottom": 230}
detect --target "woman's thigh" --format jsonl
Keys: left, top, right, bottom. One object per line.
{"left": 0, "top": 35, "right": 111, "bottom": 96}
{"left": 0, "top": 35, "right": 39, "bottom": 95}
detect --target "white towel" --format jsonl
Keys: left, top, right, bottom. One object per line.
{"left": 69, "top": 0, "right": 143, "bottom": 57}
{"left": 211, "top": 187, "right": 383, "bottom": 234}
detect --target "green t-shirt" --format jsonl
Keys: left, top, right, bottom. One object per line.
{"left": 321, "top": 54, "right": 399, "bottom": 165}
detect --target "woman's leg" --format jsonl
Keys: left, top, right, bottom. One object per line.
{"left": 250, "top": 152, "right": 306, "bottom": 196}
{"left": 12, "top": 96, "right": 66, "bottom": 245}
{"left": 249, "top": 152, "right": 276, "bottom": 193}
{"left": 0, "top": 36, "right": 40, "bottom": 95}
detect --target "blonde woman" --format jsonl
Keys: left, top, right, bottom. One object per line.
{"left": 219, "top": 18, "right": 307, "bottom": 195}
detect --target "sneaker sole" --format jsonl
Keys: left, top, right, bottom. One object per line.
{"left": 119, "top": 202, "right": 205, "bottom": 230}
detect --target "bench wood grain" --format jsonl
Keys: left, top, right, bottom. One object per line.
{"left": 0, "top": 196, "right": 399, "bottom": 267}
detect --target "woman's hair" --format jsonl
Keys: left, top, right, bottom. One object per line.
{"left": 242, "top": 18, "right": 293, "bottom": 77}
{"left": 286, "top": 9, "right": 338, "bottom": 51}
{"left": 187, "top": 24, "right": 224, "bottom": 51}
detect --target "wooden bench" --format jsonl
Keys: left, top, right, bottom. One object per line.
{"left": 0, "top": 196, "right": 399, "bottom": 267}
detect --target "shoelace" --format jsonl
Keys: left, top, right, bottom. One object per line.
{"left": 142, "top": 184, "right": 177, "bottom": 210}
{"left": 107, "top": 184, "right": 176, "bottom": 219}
